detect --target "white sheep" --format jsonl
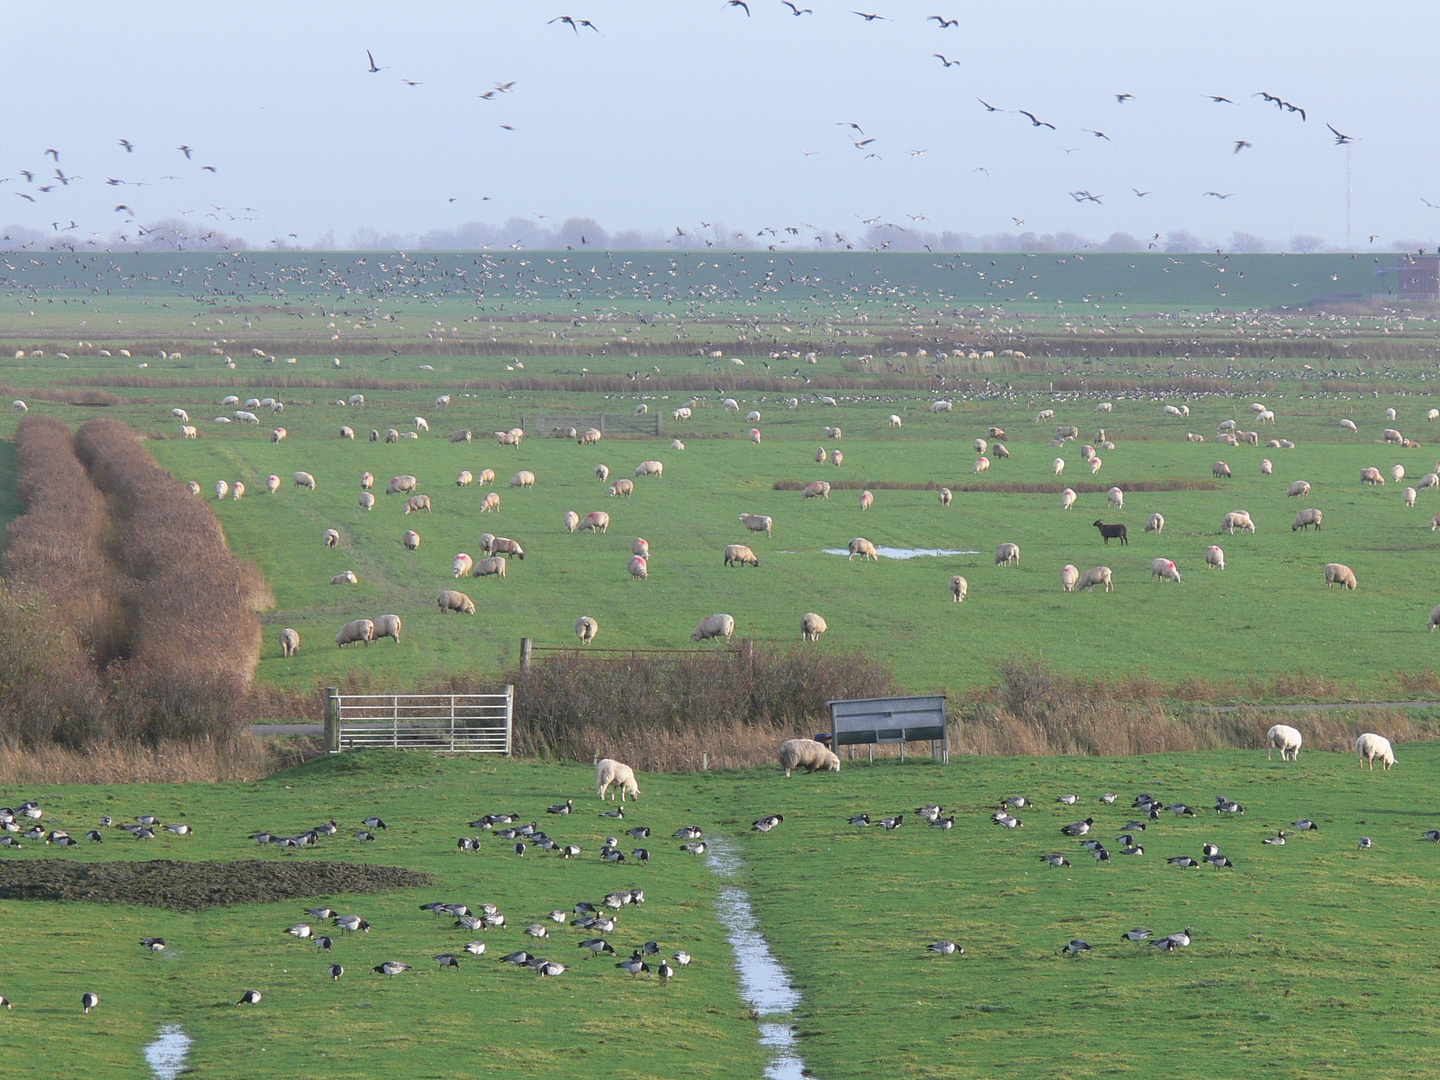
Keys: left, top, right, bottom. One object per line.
{"left": 436, "top": 394, "right": 451, "bottom": 407}
{"left": 579, "top": 427, "right": 602, "bottom": 446}
{"left": 1360, "top": 466, "right": 1385, "bottom": 485}
{"left": 1089, "top": 456, "right": 1102, "bottom": 475}
{"left": 414, "top": 417, "right": 429, "bottom": 432}
{"left": 560, "top": 510, "right": 579, "bottom": 534}
{"left": 359, "top": 492, "right": 375, "bottom": 510}
{"left": 1213, "top": 461, "right": 1232, "bottom": 479}
{"left": 181, "top": 425, "right": 197, "bottom": 438}
{"left": 335, "top": 618, "right": 375, "bottom": 647}
{"left": 831, "top": 449, "right": 844, "bottom": 467}
{"left": 294, "top": 471, "right": 317, "bottom": 491}
{"left": 632, "top": 538, "right": 650, "bottom": 559}
{"left": 583, "top": 511, "right": 610, "bottom": 533}
{"left": 280, "top": 628, "right": 300, "bottom": 657}
{"left": 1079, "top": 565, "right": 1114, "bottom": 592}
{"left": 1387, "top": 407, "right": 1398, "bottom": 421}
{"left": 739, "top": 514, "right": 773, "bottom": 537}
{"left": 950, "top": 575, "right": 968, "bottom": 602}
{"left": 171, "top": 407, "right": 189, "bottom": 422}
{"left": 373, "top": 614, "right": 402, "bottom": 644}
{"left": 609, "top": 478, "right": 634, "bottom": 498}
{"left": 859, "top": 490, "right": 874, "bottom": 511}
{"left": 1107, "top": 487, "right": 1124, "bottom": 509}
{"left": 386, "top": 475, "right": 417, "bottom": 495}
{"left": 1150, "top": 558, "right": 1181, "bottom": 584}
{"left": 478, "top": 469, "right": 496, "bottom": 486}
{"left": 827, "top": 427, "right": 843, "bottom": 440}
{"left": 1267, "top": 724, "right": 1303, "bottom": 761}
{"left": 1405, "top": 486, "right": 1418, "bottom": 507}
{"left": 635, "top": 460, "right": 664, "bottom": 478}
{"left": 324, "top": 528, "right": 340, "bottom": 549}
{"left": 748, "top": 429, "right": 761, "bottom": 444}
{"left": 1382, "top": 428, "right": 1403, "bottom": 444}
{"left": 724, "top": 398, "right": 740, "bottom": 411}
{"left": 1356, "top": 732, "right": 1395, "bottom": 770}
{"left": 1292, "top": 508, "right": 1323, "bottom": 531}
{"left": 471, "top": 556, "right": 507, "bottom": 579}
{"left": 1340, "top": 419, "right": 1358, "bottom": 432}
{"left": 888, "top": 414, "right": 902, "bottom": 428}
{"left": 1429, "top": 604, "right": 1440, "bottom": 632}
{"left": 673, "top": 407, "right": 692, "bottom": 421}
{"left": 974, "top": 438, "right": 987, "bottom": 455}
{"left": 188, "top": 481, "right": 201, "bottom": 496}
{"left": 628, "top": 554, "right": 648, "bottom": 579}
{"left": 1204, "top": 545, "right": 1225, "bottom": 570}
{"left": 453, "top": 553, "right": 474, "bottom": 578}
{"left": 451, "top": 429, "right": 474, "bottom": 444}
{"left": 995, "top": 542, "right": 1020, "bottom": 567}
{"left": 973, "top": 456, "right": 990, "bottom": 474}
{"left": 510, "top": 470, "right": 536, "bottom": 489}
{"left": 801, "top": 612, "right": 828, "bottom": 640}
{"left": 331, "top": 570, "right": 358, "bottom": 586}
{"left": 1286, "top": 480, "right": 1311, "bottom": 499}
{"left": 1144, "top": 512, "right": 1164, "bottom": 534}
{"left": 1061, "top": 488, "right": 1077, "bottom": 510}
{"left": 939, "top": 487, "right": 952, "bottom": 507}
{"left": 438, "top": 590, "right": 476, "bottom": 615}
{"left": 596, "top": 758, "right": 640, "bottom": 800}
{"left": 594, "top": 464, "right": 610, "bottom": 484}
{"left": 802, "top": 481, "right": 830, "bottom": 500}
{"left": 266, "top": 474, "right": 280, "bottom": 494}
{"left": 1060, "top": 564, "right": 1080, "bottom": 592}
{"left": 456, "top": 470, "right": 473, "bottom": 487}
{"left": 575, "top": 616, "right": 599, "bottom": 644}
{"left": 1393, "top": 464, "right": 1406, "bottom": 483}
{"left": 848, "top": 538, "right": 878, "bottom": 562}
{"left": 404, "top": 494, "right": 432, "bottom": 514}
{"left": 403, "top": 530, "right": 421, "bottom": 551}
{"left": 340, "top": 425, "right": 355, "bottom": 440}
{"left": 930, "top": 400, "right": 952, "bottom": 413}
{"left": 1035, "top": 409, "right": 1055, "bottom": 422}
{"left": 1432, "top": 410, "right": 1440, "bottom": 422}
{"left": 1096, "top": 402, "right": 1113, "bottom": 413}
{"left": 692, "top": 613, "right": 735, "bottom": 642}
{"left": 214, "top": 480, "right": 229, "bottom": 500}
{"left": 1222, "top": 511, "right": 1255, "bottom": 534}
{"left": 270, "top": 427, "right": 287, "bottom": 443}
{"left": 1325, "top": 563, "right": 1357, "bottom": 590}
{"left": 1053, "top": 458, "right": 1065, "bottom": 476}
{"left": 778, "top": 738, "right": 840, "bottom": 777}
{"left": 724, "top": 544, "right": 759, "bottom": 568}
{"left": 814, "top": 446, "right": 827, "bottom": 464}
{"left": 1260, "top": 459, "right": 1273, "bottom": 475}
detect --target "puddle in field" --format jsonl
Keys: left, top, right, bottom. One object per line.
{"left": 144, "top": 1025, "right": 191, "bottom": 1079}
{"left": 823, "top": 546, "right": 975, "bottom": 560}
{"left": 707, "top": 838, "right": 806, "bottom": 1080}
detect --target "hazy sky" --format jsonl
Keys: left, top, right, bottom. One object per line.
{"left": 2, "top": 2, "right": 1438, "bottom": 249}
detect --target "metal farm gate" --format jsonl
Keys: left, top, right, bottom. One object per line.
{"left": 323, "top": 687, "right": 513, "bottom": 754}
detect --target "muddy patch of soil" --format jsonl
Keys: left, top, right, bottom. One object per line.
{"left": 0, "top": 860, "right": 433, "bottom": 911}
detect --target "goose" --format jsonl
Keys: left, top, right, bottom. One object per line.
{"left": 23, "top": 827, "right": 44, "bottom": 841}
{"left": 141, "top": 938, "right": 166, "bottom": 952}
{"left": 0, "top": 821, "right": 17, "bottom": 833}
{"left": 1090, "top": 846, "right": 1110, "bottom": 863}
{"left": 1120, "top": 843, "right": 1144, "bottom": 856}
{"left": 640, "top": 941, "right": 660, "bottom": 955}
{"left": 1001, "top": 796, "right": 1028, "bottom": 809}
{"left": 250, "top": 832, "right": 273, "bottom": 845}
{"left": 1061, "top": 818, "right": 1093, "bottom": 837}
{"left": 673, "top": 826, "right": 702, "bottom": 839}
{"left": 482, "top": 913, "right": 506, "bottom": 928}
{"left": 630, "top": 889, "right": 645, "bottom": 905}
{"left": 916, "top": 804, "right": 942, "bottom": 821}
{"left": 603, "top": 892, "right": 630, "bottom": 909}
{"left": 0, "top": 995, "right": 10, "bottom": 1008}
{"left": 1201, "top": 843, "right": 1220, "bottom": 858}
{"left": 500, "top": 950, "right": 532, "bottom": 966}
{"left": 548, "top": 910, "right": 568, "bottom": 924}
{"left": 604, "top": 837, "right": 620, "bottom": 848}
{"left": 135, "top": 814, "right": 158, "bottom": 826}
{"left": 1215, "top": 800, "right": 1245, "bottom": 815}
{"left": 753, "top": 815, "right": 784, "bottom": 832}
{"left": 601, "top": 808, "right": 625, "bottom": 820}
{"left": 286, "top": 924, "right": 313, "bottom": 940}
{"left": 931, "top": 816, "right": 955, "bottom": 830}
{"left": 673, "top": 951, "right": 692, "bottom": 966}
{"left": 996, "top": 814, "right": 1022, "bottom": 829}
{"left": 657, "top": 961, "right": 675, "bottom": 983}
{"left": 587, "top": 916, "right": 618, "bottom": 933}
{"left": 1425, "top": 830, "right": 1440, "bottom": 842}
{"left": 1080, "top": 839, "right": 1103, "bottom": 851}
{"left": 98, "top": 815, "right": 111, "bottom": 826}
{"left": 0, "top": 837, "right": 20, "bottom": 848}
{"left": 524, "top": 924, "right": 549, "bottom": 939}
{"left": 574, "top": 902, "right": 599, "bottom": 914}
{"left": 1167, "top": 856, "right": 1199, "bottom": 868}
{"left": 373, "top": 961, "right": 410, "bottom": 978}
{"left": 627, "top": 826, "right": 651, "bottom": 840}
{"left": 1167, "top": 804, "right": 1196, "bottom": 817}
{"left": 465, "top": 941, "right": 487, "bottom": 955}
{"left": 362, "top": 817, "right": 387, "bottom": 830}
{"left": 547, "top": 800, "right": 573, "bottom": 815}
{"left": 354, "top": 830, "right": 377, "bottom": 842}
{"left": 562, "top": 845, "right": 582, "bottom": 858}
{"left": 878, "top": 816, "right": 903, "bottom": 830}
{"left": 1152, "top": 936, "right": 1183, "bottom": 952}
{"left": 164, "top": 823, "right": 193, "bottom": 835}
{"left": 602, "top": 848, "right": 627, "bottom": 862}
{"left": 419, "top": 902, "right": 449, "bottom": 914}
{"left": 1057, "top": 794, "right": 1078, "bottom": 805}
{"left": 1132, "top": 794, "right": 1160, "bottom": 809}
{"left": 1205, "top": 854, "right": 1234, "bottom": 868}
{"left": 52, "top": 835, "right": 79, "bottom": 848}
{"left": 1122, "top": 821, "right": 1148, "bottom": 832}
{"left": 1166, "top": 927, "right": 1192, "bottom": 947}
{"left": 237, "top": 990, "right": 262, "bottom": 1005}
{"left": 516, "top": 823, "right": 538, "bottom": 837}
{"left": 81, "top": 992, "right": 99, "bottom": 1014}
{"left": 329, "top": 964, "right": 344, "bottom": 980}
{"left": 435, "top": 954, "right": 461, "bottom": 969}
{"left": 1120, "top": 928, "right": 1152, "bottom": 942}
{"left": 457, "top": 836, "right": 480, "bottom": 851}
{"left": 334, "top": 915, "right": 371, "bottom": 933}
{"left": 490, "top": 812, "right": 519, "bottom": 825}
{"left": 849, "top": 814, "right": 871, "bottom": 827}
{"left": 1292, "top": 819, "right": 1318, "bottom": 831}
{"left": 135, "top": 828, "right": 156, "bottom": 840}
{"left": 680, "top": 841, "right": 707, "bottom": 854}
{"left": 1358, "top": 836, "right": 1373, "bottom": 849}
{"left": 632, "top": 848, "right": 650, "bottom": 864}
{"left": 1263, "top": 831, "right": 1287, "bottom": 845}
{"left": 513, "top": 842, "right": 526, "bottom": 857}
{"left": 306, "top": 907, "right": 335, "bottom": 921}
{"left": 578, "top": 938, "right": 615, "bottom": 957}
{"left": 456, "top": 915, "right": 484, "bottom": 931}
{"left": 1061, "top": 939, "right": 1091, "bottom": 956}
{"left": 927, "top": 940, "right": 962, "bottom": 955}
{"left": 1100, "top": 793, "right": 1118, "bottom": 804}
{"left": 537, "top": 961, "right": 566, "bottom": 977}
{"left": 616, "top": 955, "right": 650, "bottom": 977}
{"left": 315, "top": 936, "right": 333, "bottom": 952}
{"left": 315, "top": 820, "right": 339, "bottom": 836}
{"left": 86, "top": 829, "right": 107, "bottom": 843}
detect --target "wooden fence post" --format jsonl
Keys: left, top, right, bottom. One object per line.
{"left": 520, "top": 637, "right": 533, "bottom": 670}
{"left": 323, "top": 687, "right": 340, "bottom": 753}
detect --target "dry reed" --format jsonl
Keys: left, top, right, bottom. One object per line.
{"left": 0, "top": 735, "right": 318, "bottom": 785}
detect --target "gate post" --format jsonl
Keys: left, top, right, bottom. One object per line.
{"left": 520, "top": 637, "right": 533, "bottom": 670}
{"left": 504, "top": 684, "right": 514, "bottom": 756}
{"left": 323, "top": 687, "right": 340, "bottom": 753}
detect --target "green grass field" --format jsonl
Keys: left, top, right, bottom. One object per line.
{"left": 1, "top": 745, "right": 1435, "bottom": 1078}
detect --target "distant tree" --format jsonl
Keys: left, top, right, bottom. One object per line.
{"left": 1228, "top": 231, "right": 1270, "bottom": 253}
{"left": 1289, "top": 234, "right": 1325, "bottom": 253}
{"left": 1164, "top": 230, "right": 1204, "bottom": 253}
{"left": 1099, "top": 232, "right": 1142, "bottom": 251}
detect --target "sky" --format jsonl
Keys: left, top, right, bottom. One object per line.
{"left": 2, "top": 1, "right": 1438, "bottom": 250}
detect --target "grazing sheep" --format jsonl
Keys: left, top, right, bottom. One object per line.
{"left": 635, "top": 460, "right": 664, "bottom": 478}
{"left": 188, "top": 481, "right": 201, "bottom": 496}
{"left": 361, "top": 472, "right": 374, "bottom": 490}
{"left": 335, "top": 618, "right": 375, "bottom": 647}
{"left": 280, "top": 628, "right": 300, "bottom": 657}
{"left": 1095, "top": 402, "right": 1113, "bottom": 413}
{"left": 1081, "top": 444, "right": 1095, "bottom": 462}
{"left": 266, "top": 474, "right": 280, "bottom": 494}
{"left": 831, "top": 449, "right": 844, "bottom": 467}
{"left": 803, "top": 481, "right": 831, "bottom": 500}
{"left": 1360, "top": 467, "right": 1385, "bottom": 485}
{"left": 693, "top": 614, "right": 736, "bottom": 643}
{"left": 359, "top": 492, "right": 375, "bottom": 510}
{"left": 478, "top": 534, "right": 495, "bottom": 555}
{"left": 1387, "top": 407, "right": 1399, "bottom": 421}
{"left": 673, "top": 407, "right": 692, "bottom": 421}
{"left": 844, "top": 538, "right": 876, "bottom": 563}
{"left": 950, "top": 575, "right": 968, "bottom": 602}
{"left": 510, "top": 470, "right": 536, "bottom": 489}
{"left": 973, "top": 456, "right": 990, "bottom": 474}
{"left": 271, "top": 427, "right": 287, "bottom": 443}
{"left": 859, "top": 490, "right": 874, "bottom": 511}
{"left": 1383, "top": 428, "right": 1403, "bottom": 444}
{"left": 490, "top": 537, "right": 524, "bottom": 560}
{"left": 404, "top": 494, "right": 432, "bottom": 514}
{"left": 331, "top": 570, "right": 358, "bottom": 585}
{"left": 1432, "top": 410, "right": 1440, "bottom": 422}
{"left": 995, "top": 542, "right": 1020, "bottom": 567}
{"left": 1420, "top": 473, "right": 1440, "bottom": 490}
{"left": 778, "top": 738, "right": 840, "bottom": 778}
{"left": 1089, "top": 456, "right": 1103, "bottom": 475}
{"left": 725, "top": 544, "right": 760, "bottom": 570}
{"left": 889, "top": 414, "right": 902, "bottom": 428}
{"left": 1267, "top": 724, "right": 1303, "bottom": 761}
{"left": 1340, "top": 419, "right": 1358, "bottom": 432}
{"left": 826, "top": 427, "right": 843, "bottom": 440}
{"left": 988, "top": 427, "right": 1007, "bottom": 440}
{"left": 1059, "top": 488, "right": 1077, "bottom": 511}
{"left": 572, "top": 615, "right": 599, "bottom": 645}
{"left": 1187, "top": 432, "right": 1205, "bottom": 442}
{"left": 1222, "top": 511, "right": 1255, "bottom": 534}
{"left": 340, "top": 425, "right": 355, "bottom": 440}
{"left": 595, "top": 464, "right": 610, "bottom": 483}
{"left": 1060, "top": 564, "right": 1080, "bottom": 592}
{"left": 974, "top": 438, "right": 988, "bottom": 455}
{"left": 1053, "top": 457, "right": 1065, "bottom": 476}
{"left": 563, "top": 510, "right": 580, "bottom": 534}
{"left": 1107, "top": 486, "right": 1124, "bottom": 509}
{"left": 631, "top": 538, "right": 650, "bottom": 560}
{"left": 801, "top": 612, "right": 828, "bottom": 640}
{"left": 740, "top": 514, "right": 773, "bottom": 537}
{"left": 1356, "top": 732, "right": 1395, "bottom": 770}
{"left": 1093, "top": 521, "right": 1128, "bottom": 546}
{"left": 471, "top": 556, "right": 507, "bottom": 579}
{"left": 1150, "top": 558, "right": 1182, "bottom": 584}
{"left": 579, "top": 428, "right": 602, "bottom": 445}
{"left": 453, "top": 553, "right": 474, "bottom": 578}
{"left": 385, "top": 428, "right": 399, "bottom": 443}
{"left": 582, "top": 512, "right": 610, "bottom": 533}
{"left": 231, "top": 481, "right": 245, "bottom": 501}
{"left": 1292, "top": 508, "right": 1323, "bottom": 531}
{"left": 456, "top": 470, "right": 473, "bottom": 487}
{"left": 180, "top": 425, "right": 197, "bottom": 438}
{"left": 373, "top": 614, "right": 402, "bottom": 644}
{"left": 438, "top": 590, "right": 476, "bottom": 615}
{"left": 1286, "top": 480, "right": 1312, "bottom": 499}
{"left": 324, "top": 529, "right": 340, "bottom": 549}
{"left": 1138, "top": 513, "right": 1163, "bottom": 536}
{"left": 1079, "top": 565, "right": 1114, "bottom": 592}
{"left": 1164, "top": 404, "right": 1182, "bottom": 417}
{"left": 347, "top": 394, "right": 365, "bottom": 407}
{"left": 234, "top": 411, "right": 260, "bottom": 425}
{"left": 993, "top": 442, "right": 1010, "bottom": 459}
{"left": 635, "top": 404, "right": 649, "bottom": 416}
{"left": 480, "top": 492, "right": 501, "bottom": 512}
{"left": 171, "top": 407, "right": 189, "bottom": 422}
{"left": 1035, "top": 409, "right": 1055, "bottom": 422}
{"left": 814, "top": 446, "right": 827, "bottom": 464}
{"left": 402, "top": 530, "right": 421, "bottom": 551}
{"left": 1405, "top": 486, "right": 1418, "bottom": 507}
{"left": 939, "top": 487, "right": 952, "bottom": 507}
{"left": 1393, "top": 465, "right": 1407, "bottom": 484}
{"left": 1325, "top": 563, "right": 1358, "bottom": 590}
{"left": 386, "top": 475, "right": 417, "bottom": 495}
{"left": 1213, "top": 461, "right": 1232, "bottom": 479}
{"left": 1256, "top": 410, "right": 1275, "bottom": 425}
{"left": 628, "top": 555, "right": 648, "bottom": 580}
{"left": 476, "top": 468, "right": 496, "bottom": 486}
{"left": 929, "top": 400, "right": 953, "bottom": 413}
{"left": 1204, "top": 544, "right": 1225, "bottom": 570}
{"left": 596, "top": 758, "right": 641, "bottom": 801}
{"left": 609, "top": 479, "right": 634, "bottom": 497}
{"left": 214, "top": 480, "right": 229, "bottom": 500}
{"left": 1056, "top": 425, "right": 1079, "bottom": 440}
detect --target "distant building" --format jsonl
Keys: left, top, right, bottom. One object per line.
{"left": 1396, "top": 255, "right": 1440, "bottom": 300}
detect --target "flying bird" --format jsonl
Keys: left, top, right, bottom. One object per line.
{"left": 178, "top": 145, "right": 193, "bottom": 158}
{"left": 118, "top": 139, "right": 134, "bottom": 152}
{"left": 726, "top": 0, "right": 750, "bottom": 14}
{"left": 1233, "top": 140, "right": 1253, "bottom": 153}
{"left": 1019, "top": 110, "right": 1055, "bottom": 130}
{"left": 977, "top": 98, "right": 1001, "bottom": 112}
{"left": 44, "top": 149, "right": 58, "bottom": 161}
{"left": 201, "top": 165, "right": 218, "bottom": 172}
{"left": 1115, "top": 93, "right": 1134, "bottom": 104}
{"left": 933, "top": 54, "right": 959, "bottom": 67}
{"left": 548, "top": 15, "right": 599, "bottom": 32}
{"left": 19, "top": 170, "right": 33, "bottom": 182}
{"left": 851, "top": 10, "right": 888, "bottom": 20}
{"left": 1207, "top": 95, "right": 1234, "bottom": 104}
{"left": 366, "top": 50, "right": 381, "bottom": 72}
{"left": 852, "top": 138, "right": 875, "bottom": 148}
{"left": 1328, "top": 123, "right": 1354, "bottom": 145}
{"left": 1423, "top": 198, "right": 1439, "bottom": 209}
{"left": 15, "top": 193, "right": 34, "bottom": 202}
{"left": 928, "top": 15, "right": 958, "bottom": 27}
{"left": 837, "top": 121, "right": 865, "bottom": 134}
{"left": 1083, "top": 129, "right": 1111, "bottom": 141}
{"left": 781, "top": 2, "right": 813, "bottom": 13}
{"left": 1132, "top": 188, "right": 1150, "bottom": 197}
{"left": 1203, "top": 191, "right": 1233, "bottom": 199}
{"left": 1012, "top": 217, "right": 1025, "bottom": 226}
{"left": 113, "top": 204, "right": 134, "bottom": 214}
{"left": 401, "top": 79, "right": 422, "bottom": 86}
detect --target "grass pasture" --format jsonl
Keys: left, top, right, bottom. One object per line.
{"left": 0, "top": 745, "right": 1437, "bottom": 1078}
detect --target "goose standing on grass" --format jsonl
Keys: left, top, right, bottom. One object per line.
{"left": 141, "top": 938, "right": 166, "bottom": 952}
{"left": 1061, "top": 818, "right": 1093, "bottom": 837}
{"left": 0, "top": 996, "right": 11, "bottom": 1009}
{"left": 236, "top": 990, "right": 262, "bottom": 1005}
{"left": 601, "top": 807, "right": 625, "bottom": 820}
{"left": 373, "top": 961, "right": 410, "bottom": 978}
{"left": 752, "top": 815, "right": 783, "bottom": 833}
{"left": 334, "top": 915, "right": 371, "bottom": 934}
{"left": 1214, "top": 798, "right": 1245, "bottom": 814}
{"left": 673, "top": 951, "right": 692, "bottom": 966}
{"left": 329, "top": 964, "right": 344, "bottom": 980}
{"left": 315, "top": 936, "right": 333, "bottom": 952}
{"left": 927, "top": 940, "right": 962, "bottom": 955}
{"left": 81, "top": 992, "right": 99, "bottom": 1013}
{"left": 849, "top": 814, "right": 871, "bottom": 827}
{"left": 1205, "top": 854, "right": 1234, "bottom": 868}
{"left": 1120, "top": 842, "right": 1144, "bottom": 855}
{"left": 657, "top": 960, "right": 675, "bottom": 984}
{"left": 1166, "top": 927, "right": 1192, "bottom": 947}
{"left": 362, "top": 817, "right": 387, "bottom": 830}
{"left": 1040, "top": 853, "right": 1071, "bottom": 867}
{"left": 1153, "top": 936, "right": 1183, "bottom": 952}
{"left": 994, "top": 813, "right": 1023, "bottom": 829}
{"left": 537, "top": 961, "right": 566, "bottom": 978}
{"left": 1002, "top": 796, "right": 1028, "bottom": 808}
{"left": 306, "top": 907, "right": 335, "bottom": 921}
{"left": 435, "top": 954, "right": 461, "bottom": 970}
{"left": 680, "top": 841, "right": 708, "bottom": 854}
{"left": 524, "top": 924, "right": 549, "bottom": 940}
{"left": 673, "top": 825, "right": 702, "bottom": 839}
{"left": 286, "top": 924, "right": 313, "bottom": 940}
{"left": 579, "top": 938, "right": 615, "bottom": 958}
{"left": 627, "top": 826, "right": 651, "bottom": 840}
{"left": 547, "top": 799, "right": 573, "bottom": 815}
{"left": 878, "top": 816, "right": 903, "bottom": 830}
{"left": 632, "top": 847, "right": 650, "bottom": 864}
{"left": 1120, "top": 928, "right": 1152, "bottom": 942}
{"left": 1424, "top": 830, "right": 1440, "bottom": 842}
{"left": 85, "top": 830, "right": 103, "bottom": 843}
{"left": 501, "top": 951, "right": 533, "bottom": 966}
{"left": 932, "top": 815, "right": 955, "bottom": 829}
{"left": 1358, "top": 836, "right": 1373, "bottom": 849}
{"left": 1263, "top": 831, "right": 1287, "bottom": 845}
{"left": 617, "top": 954, "right": 650, "bottom": 977}
{"left": 917, "top": 804, "right": 943, "bottom": 821}
{"left": 465, "top": 942, "right": 486, "bottom": 955}
{"left": 1167, "top": 856, "right": 1199, "bottom": 868}
{"left": 1061, "top": 939, "right": 1092, "bottom": 956}
{"left": 164, "top": 823, "right": 193, "bottom": 836}
{"left": 1202, "top": 843, "right": 1220, "bottom": 857}
{"left": 1292, "top": 819, "right": 1317, "bottom": 831}
{"left": 1057, "top": 794, "right": 1078, "bottom": 805}
{"left": 1100, "top": 793, "right": 1118, "bottom": 804}
{"left": 548, "top": 910, "right": 568, "bottom": 924}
